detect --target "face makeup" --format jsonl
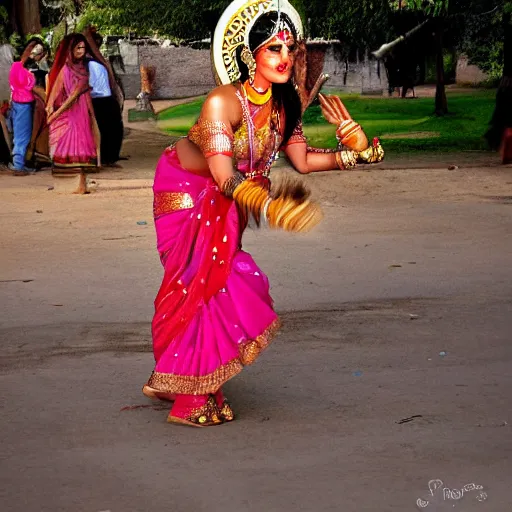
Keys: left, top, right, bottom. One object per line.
{"left": 252, "top": 33, "right": 296, "bottom": 91}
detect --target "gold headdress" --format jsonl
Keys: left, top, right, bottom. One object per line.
{"left": 212, "top": 0, "right": 304, "bottom": 85}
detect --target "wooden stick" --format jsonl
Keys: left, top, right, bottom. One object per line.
{"left": 303, "top": 74, "right": 330, "bottom": 113}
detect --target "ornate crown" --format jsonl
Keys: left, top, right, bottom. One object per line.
{"left": 212, "top": 0, "right": 303, "bottom": 85}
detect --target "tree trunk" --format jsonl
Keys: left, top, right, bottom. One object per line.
{"left": 434, "top": 17, "right": 448, "bottom": 116}
{"left": 14, "top": 0, "right": 41, "bottom": 37}
{"left": 485, "top": 12, "right": 512, "bottom": 153}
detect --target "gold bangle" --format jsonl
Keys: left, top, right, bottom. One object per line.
{"left": 335, "top": 151, "right": 344, "bottom": 170}
{"left": 335, "top": 150, "right": 357, "bottom": 170}
{"left": 344, "top": 150, "right": 358, "bottom": 169}
{"left": 222, "top": 171, "right": 245, "bottom": 197}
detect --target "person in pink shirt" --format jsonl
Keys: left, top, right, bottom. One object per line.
{"left": 8, "top": 38, "right": 46, "bottom": 175}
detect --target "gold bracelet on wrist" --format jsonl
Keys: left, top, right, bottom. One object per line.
{"left": 222, "top": 171, "right": 246, "bottom": 198}
{"left": 335, "top": 151, "right": 343, "bottom": 170}
{"left": 335, "top": 150, "right": 357, "bottom": 170}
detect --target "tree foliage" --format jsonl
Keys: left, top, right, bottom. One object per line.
{"left": 76, "top": 0, "right": 233, "bottom": 40}
{"left": 0, "top": 6, "right": 9, "bottom": 43}
{"left": 308, "top": 0, "right": 395, "bottom": 57}
{"left": 401, "top": 0, "right": 507, "bottom": 82}
{"left": 76, "top": 0, "right": 308, "bottom": 40}
{"left": 458, "top": 1, "right": 510, "bottom": 81}
{"left": 1, "top": 0, "right": 507, "bottom": 86}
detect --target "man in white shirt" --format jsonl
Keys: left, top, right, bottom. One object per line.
{"left": 89, "top": 60, "right": 112, "bottom": 99}
{"left": 87, "top": 35, "right": 124, "bottom": 166}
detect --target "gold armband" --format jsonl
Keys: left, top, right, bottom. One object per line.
{"left": 188, "top": 118, "right": 234, "bottom": 158}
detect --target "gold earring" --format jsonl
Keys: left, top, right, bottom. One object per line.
{"left": 241, "top": 46, "right": 256, "bottom": 83}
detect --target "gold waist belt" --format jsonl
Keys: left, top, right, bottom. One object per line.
{"left": 153, "top": 192, "right": 195, "bottom": 218}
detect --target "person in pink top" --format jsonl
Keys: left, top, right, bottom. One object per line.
{"left": 8, "top": 38, "right": 46, "bottom": 175}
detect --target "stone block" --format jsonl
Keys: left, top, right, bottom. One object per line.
{"left": 0, "top": 45, "right": 14, "bottom": 102}
{"left": 128, "top": 109, "right": 156, "bottom": 122}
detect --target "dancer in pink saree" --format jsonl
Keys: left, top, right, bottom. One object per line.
{"left": 143, "top": 0, "right": 384, "bottom": 427}
{"left": 46, "top": 34, "right": 98, "bottom": 171}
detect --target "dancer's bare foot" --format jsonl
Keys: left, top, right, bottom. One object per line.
{"left": 142, "top": 385, "right": 176, "bottom": 402}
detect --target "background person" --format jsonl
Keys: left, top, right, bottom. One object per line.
{"left": 7, "top": 38, "right": 46, "bottom": 175}
{"left": 86, "top": 30, "right": 124, "bottom": 167}
{"left": 25, "top": 40, "right": 51, "bottom": 168}
{"left": 46, "top": 34, "right": 99, "bottom": 173}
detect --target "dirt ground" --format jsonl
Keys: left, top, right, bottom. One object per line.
{"left": 1, "top": 112, "right": 512, "bottom": 512}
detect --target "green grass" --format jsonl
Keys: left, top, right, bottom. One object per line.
{"left": 158, "top": 90, "right": 496, "bottom": 153}
{"left": 158, "top": 97, "right": 206, "bottom": 136}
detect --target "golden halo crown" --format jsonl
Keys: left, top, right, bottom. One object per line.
{"left": 212, "top": 0, "right": 304, "bottom": 85}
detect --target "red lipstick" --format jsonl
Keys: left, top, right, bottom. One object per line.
{"left": 277, "top": 64, "right": 288, "bottom": 73}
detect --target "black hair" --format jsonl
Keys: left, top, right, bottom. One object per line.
{"left": 21, "top": 36, "right": 48, "bottom": 67}
{"left": 25, "top": 36, "right": 47, "bottom": 51}
{"left": 236, "top": 11, "right": 302, "bottom": 144}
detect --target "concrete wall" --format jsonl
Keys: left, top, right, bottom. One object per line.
{"left": 0, "top": 41, "right": 490, "bottom": 103}
{"left": 114, "top": 41, "right": 140, "bottom": 100}
{"left": 322, "top": 48, "right": 387, "bottom": 95}
{"left": 456, "top": 54, "right": 489, "bottom": 85}
{"left": 0, "top": 45, "right": 14, "bottom": 102}
{"left": 114, "top": 42, "right": 387, "bottom": 100}
{"left": 139, "top": 46, "right": 215, "bottom": 98}
{"left": 115, "top": 42, "right": 215, "bottom": 99}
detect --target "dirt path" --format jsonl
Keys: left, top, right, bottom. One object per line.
{"left": 1, "top": 106, "right": 512, "bottom": 511}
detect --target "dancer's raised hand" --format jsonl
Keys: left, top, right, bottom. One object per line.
{"left": 318, "top": 94, "right": 369, "bottom": 152}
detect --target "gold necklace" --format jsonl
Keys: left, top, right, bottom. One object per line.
{"left": 244, "top": 81, "right": 272, "bottom": 106}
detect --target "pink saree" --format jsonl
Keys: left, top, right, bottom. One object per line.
{"left": 146, "top": 147, "right": 279, "bottom": 400}
{"left": 49, "top": 64, "right": 97, "bottom": 167}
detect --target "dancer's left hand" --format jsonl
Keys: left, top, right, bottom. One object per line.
{"left": 319, "top": 94, "right": 369, "bottom": 152}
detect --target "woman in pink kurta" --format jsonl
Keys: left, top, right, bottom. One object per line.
{"left": 46, "top": 34, "right": 97, "bottom": 171}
